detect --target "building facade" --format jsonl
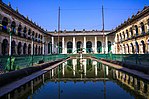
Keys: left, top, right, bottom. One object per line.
{"left": 115, "top": 6, "right": 149, "bottom": 54}
{"left": 0, "top": 1, "right": 149, "bottom": 55}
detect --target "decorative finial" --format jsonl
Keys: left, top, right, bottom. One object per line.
{"left": 16, "top": 7, "right": 18, "bottom": 12}
{"left": 8, "top": 2, "right": 11, "bottom": 7}
{"left": 26, "top": 16, "right": 28, "bottom": 19}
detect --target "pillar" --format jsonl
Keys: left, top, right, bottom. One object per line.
{"left": 52, "top": 36, "right": 54, "bottom": 54}
{"left": 42, "top": 36, "right": 45, "bottom": 55}
{"left": 62, "top": 63, "right": 65, "bottom": 77}
{"left": 105, "top": 36, "right": 108, "bottom": 53}
{"left": 83, "top": 59, "right": 86, "bottom": 76}
{"left": 62, "top": 37, "right": 65, "bottom": 54}
{"left": 31, "top": 40, "right": 33, "bottom": 55}
{"left": 106, "top": 66, "right": 109, "bottom": 76}
{"left": 83, "top": 36, "right": 86, "bottom": 53}
{"left": 73, "top": 59, "right": 77, "bottom": 77}
{"left": 95, "top": 36, "right": 97, "bottom": 53}
{"left": 73, "top": 37, "right": 76, "bottom": 54}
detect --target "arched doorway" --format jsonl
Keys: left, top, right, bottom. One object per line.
{"left": 140, "top": 22, "right": 145, "bottom": 34}
{"left": 2, "top": 39, "right": 8, "bottom": 55}
{"left": 11, "top": 40, "right": 16, "bottom": 55}
{"left": 35, "top": 45, "right": 37, "bottom": 55}
{"left": 18, "top": 24, "right": 22, "bottom": 37}
{"left": 23, "top": 43, "right": 27, "bottom": 55}
{"left": 28, "top": 44, "right": 31, "bottom": 55}
{"left": 17, "top": 42, "right": 22, "bottom": 55}
{"left": 77, "top": 41, "right": 82, "bottom": 53}
{"left": 135, "top": 41, "right": 139, "bottom": 54}
{"left": 38, "top": 46, "right": 41, "bottom": 55}
{"left": 108, "top": 41, "right": 112, "bottom": 52}
{"left": 97, "top": 41, "right": 102, "bottom": 53}
{"left": 58, "top": 42, "right": 62, "bottom": 53}
{"left": 67, "top": 41, "right": 73, "bottom": 53}
{"left": 2, "top": 17, "right": 8, "bottom": 32}
{"left": 23, "top": 26, "right": 27, "bottom": 38}
{"left": 86, "top": 41, "right": 92, "bottom": 53}
{"left": 135, "top": 25, "right": 138, "bottom": 36}
{"left": 48, "top": 42, "right": 52, "bottom": 54}
{"left": 130, "top": 43, "right": 134, "bottom": 54}
{"left": 126, "top": 44, "right": 129, "bottom": 54}
{"left": 141, "top": 40, "right": 146, "bottom": 54}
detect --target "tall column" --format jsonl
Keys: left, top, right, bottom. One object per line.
{"left": 83, "top": 59, "right": 86, "bottom": 76}
{"left": 83, "top": 36, "right": 86, "bottom": 53}
{"left": 105, "top": 36, "right": 108, "bottom": 53}
{"left": 62, "top": 37, "right": 65, "bottom": 54}
{"left": 52, "top": 36, "right": 54, "bottom": 54}
{"left": 94, "top": 36, "right": 97, "bottom": 53}
{"left": 31, "top": 41, "right": 34, "bottom": 55}
{"left": 73, "top": 37, "right": 76, "bottom": 54}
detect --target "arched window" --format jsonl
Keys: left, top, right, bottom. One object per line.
{"left": 35, "top": 33, "right": 37, "bottom": 41}
{"left": 38, "top": 34, "right": 40, "bottom": 42}
{"left": 130, "top": 28, "right": 133, "bottom": 37}
{"left": 23, "top": 43, "right": 27, "bottom": 55}
{"left": 140, "top": 22, "right": 145, "bottom": 34}
{"left": 35, "top": 45, "right": 37, "bottom": 55}
{"left": 86, "top": 41, "right": 92, "bottom": 53}
{"left": 126, "top": 44, "right": 129, "bottom": 54}
{"left": 108, "top": 41, "right": 112, "bottom": 52}
{"left": 135, "top": 25, "right": 138, "bottom": 36}
{"left": 141, "top": 40, "right": 146, "bottom": 53}
{"left": 2, "top": 39, "right": 8, "bottom": 55}
{"left": 77, "top": 41, "right": 82, "bottom": 53}
{"left": 23, "top": 26, "right": 27, "bottom": 38}
{"left": 17, "top": 42, "right": 22, "bottom": 55}
{"left": 28, "top": 44, "right": 31, "bottom": 55}
{"left": 117, "top": 34, "right": 119, "bottom": 42}
{"left": 67, "top": 41, "right": 73, "bottom": 53}
{"left": 120, "top": 33, "right": 122, "bottom": 41}
{"left": 41, "top": 47, "right": 43, "bottom": 54}
{"left": 18, "top": 24, "right": 22, "bottom": 36}
{"left": 11, "top": 41, "right": 16, "bottom": 55}
{"left": 97, "top": 41, "right": 102, "bottom": 53}
{"left": 126, "top": 30, "right": 129, "bottom": 38}
{"left": 11, "top": 21, "right": 16, "bottom": 34}
{"left": 32, "top": 31, "right": 35, "bottom": 40}
{"left": 2, "top": 17, "right": 8, "bottom": 32}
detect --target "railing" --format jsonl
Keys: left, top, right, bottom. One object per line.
{"left": 0, "top": 54, "right": 68, "bottom": 74}
{"left": 91, "top": 54, "right": 149, "bottom": 66}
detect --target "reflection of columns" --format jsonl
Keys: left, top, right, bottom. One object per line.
{"left": 83, "top": 36, "right": 86, "bottom": 53}
{"left": 106, "top": 66, "right": 109, "bottom": 76}
{"left": 73, "top": 59, "right": 77, "bottom": 77}
{"left": 52, "top": 36, "right": 54, "bottom": 53}
{"left": 95, "top": 36, "right": 97, "bottom": 53}
{"left": 93, "top": 61, "right": 97, "bottom": 76}
{"left": 83, "top": 59, "right": 86, "bottom": 76}
{"left": 105, "top": 36, "right": 108, "bottom": 53}
{"left": 62, "top": 37, "right": 65, "bottom": 54}
{"left": 73, "top": 37, "right": 76, "bottom": 54}
{"left": 62, "top": 63, "right": 65, "bottom": 77}
{"left": 52, "top": 69, "right": 54, "bottom": 77}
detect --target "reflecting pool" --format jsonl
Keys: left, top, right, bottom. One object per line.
{"left": 22, "top": 58, "right": 148, "bottom": 99}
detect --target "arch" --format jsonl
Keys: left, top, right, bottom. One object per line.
{"left": 58, "top": 42, "right": 62, "bottom": 53}
{"left": 28, "top": 29, "right": 31, "bottom": 39}
{"left": 130, "top": 43, "right": 134, "bottom": 54}
{"left": 35, "top": 33, "right": 37, "bottom": 41}
{"left": 122, "top": 32, "right": 125, "bottom": 40}
{"left": 2, "top": 39, "right": 8, "bottom": 55}
{"left": 41, "top": 47, "right": 43, "bottom": 54}
{"left": 86, "top": 41, "right": 92, "bottom": 53}
{"left": 135, "top": 41, "right": 139, "bottom": 54}
{"left": 23, "top": 43, "right": 27, "bottom": 55}
{"left": 117, "top": 34, "right": 119, "bottom": 42}
{"left": 11, "top": 40, "right": 16, "bottom": 55}
{"left": 38, "top": 46, "right": 41, "bottom": 55}
{"left": 2, "top": 17, "right": 8, "bottom": 32}
{"left": 135, "top": 25, "right": 138, "bottom": 36}
{"left": 67, "top": 41, "right": 73, "bottom": 53}
{"left": 97, "top": 41, "right": 102, "bottom": 53}
{"left": 77, "top": 41, "right": 82, "bottom": 53}
{"left": 108, "top": 41, "right": 112, "bottom": 52}
{"left": 18, "top": 24, "right": 22, "bottom": 36}
{"left": 141, "top": 40, "right": 146, "bottom": 53}
{"left": 35, "top": 45, "right": 37, "bottom": 55}
{"left": 32, "top": 31, "right": 35, "bottom": 40}
{"left": 120, "top": 33, "right": 122, "bottom": 41}
{"left": 140, "top": 22, "right": 145, "bottom": 34}
{"left": 123, "top": 44, "right": 126, "bottom": 54}
{"left": 126, "top": 44, "right": 129, "bottom": 54}
{"left": 120, "top": 45, "right": 122, "bottom": 54}
{"left": 11, "top": 21, "right": 16, "bottom": 34}
{"left": 17, "top": 42, "right": 22, "bottom": 55}
{"left": 23, "top": 26, "right": 27, "bottom": 38}
{"left": 28, "top": 44, "right": 31, "bottom": 55}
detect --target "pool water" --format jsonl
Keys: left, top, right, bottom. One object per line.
{"left": 25, "top": 59, "right": 148, "bottom": 99}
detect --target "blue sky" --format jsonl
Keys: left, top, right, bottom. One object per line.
{"left": 2, "top": 0, "right": 149, "bottom": 31}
